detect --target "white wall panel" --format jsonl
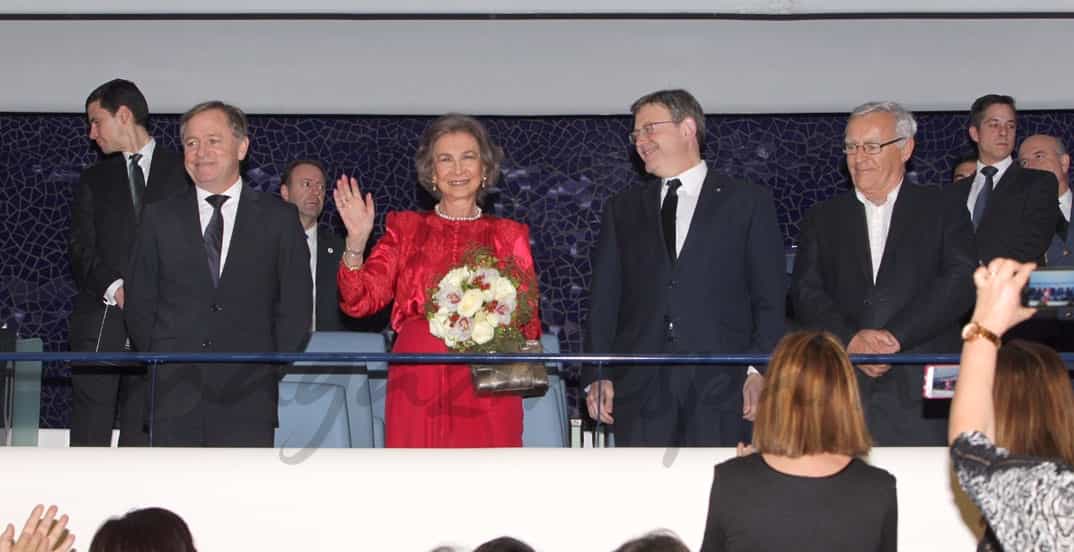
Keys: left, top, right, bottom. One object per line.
{"left": 0, "top": 18, "right": 1068, "bottom": 115}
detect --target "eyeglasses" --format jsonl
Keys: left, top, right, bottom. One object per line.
{"left": 842, "top": 136, "right": 906, "bottom": 155}
{"left": 628, "top": 120, "right": 677, "bottom": 144}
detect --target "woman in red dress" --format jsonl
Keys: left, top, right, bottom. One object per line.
{"left": 333, "top": 114, "right": 540, "bottom": 448}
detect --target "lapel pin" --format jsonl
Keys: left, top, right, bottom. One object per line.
{"left": 328, "top": 247, "right": 335, "bottom": 254}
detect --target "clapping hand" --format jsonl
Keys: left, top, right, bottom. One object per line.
{"left": 0, "top": 505, "right": 75, "bottom": 552}
{"left": 333, "top": 175, "right": 376, "bottom": 251}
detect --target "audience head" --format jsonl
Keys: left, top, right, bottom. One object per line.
{"left": 969, "top": 94, "right": 1017, "bottom": 165}
{"left": 180, "top": 101, "right": 250, "bottom": 193}
{"left": 414, "top": 113, "right": 503, "bottom": 203}
{"left": 629, "top": 89, "right": 705, "bottom": 177}
{"left": 472, "top": 536, "right": 535, "bottom": 552}
{"left": 952, "top": 153, "right": 978, "bottom": 183}
{"left": 1019, "top": 134, "right": 1070, "bottom": 196}
{"left": 753, "top": 330, "right": 872, "bottom": 457}
{"left": 279, "top": 159, "right": 328, "bottom": 230}
{"left": 843, "top": 101, "right": 916, "bottom": 205}
{"left": 613, "top": 529, "right": 690, "bottom": 552}
{"left": 85, "top": 79, "right": 150, "bottom": 155}
{"left": 993, "top": 339, "right": 1074, "bottom": 465}
{"left": 89, "top": 507, "right": 196, "bottom": 552}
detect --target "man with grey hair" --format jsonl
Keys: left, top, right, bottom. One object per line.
{"left": 126, "top": 101, "right": 312, "bottom": 446}
{"left": 1019, "top": 134, "right": 1072, "bottom": 266}
{"left": 791, "top": 101, "right": 977, "bottom": 445}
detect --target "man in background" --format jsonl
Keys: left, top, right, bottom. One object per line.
{"left": 68, "top": 78, "right": 189, "bottom": 446}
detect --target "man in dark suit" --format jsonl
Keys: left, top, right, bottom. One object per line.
{"left": 583, "top": 89, "right": 785, "bottom": 446}
{"left": 791, "top": 101, "right": 977, "bottom": 445}
{"left": 1019, "top": 134, "right": 1072, "bottom": 267}
{"left": 125, "top": 101, "right": 312, "bottom": 447}
{"left": 68, "top": 79, "right": 189, "bottom": 446}
{"left": 278, "top": 159, "right": 387, "bottom": 333}
{"left": 951, "top": 94, "right": 1058, "bottom": 264}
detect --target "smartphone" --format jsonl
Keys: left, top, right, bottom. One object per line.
{"left": 1022, "top": 268, "right": 1074, "bottom": 308}
{"left": 923, "top": 364, "right": 959, "bottom": 399}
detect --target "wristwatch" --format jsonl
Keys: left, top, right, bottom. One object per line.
{"left": 961, "top": 321, "right": 1001, "bottom": 347}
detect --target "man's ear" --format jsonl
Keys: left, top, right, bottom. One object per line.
{"left": 237, "top": 136, "right": 250, "bottom": 161}
{"left": 969, "top": 125, "right": 980, "bottom": 145}
{"left": 280, "top": 183, "right": 290, "bottom": 201}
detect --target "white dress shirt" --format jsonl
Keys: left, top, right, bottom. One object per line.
{"left": 854, "top": 182, "right": 902, "bottom": 283}
{"left": 103, "top": 138, "right": 157, "bottom": 305}
{"left": 965, "top": 156, "right": 1014, "bottom": 215}
{"left": 1060, "top": 189, "right": 1072, "bottom": 223}
{"left": 660, "top": 160, "right": 707, "bottom": 256}
{"left": 196, "top": 178, "right": 243, "bottom": 278}
{"left": 306, "top": 225, "right": 319, "bottom": 331}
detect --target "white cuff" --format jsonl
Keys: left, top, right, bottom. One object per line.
{"left": 103, "top": 278, "right": 124, "bottom": 306}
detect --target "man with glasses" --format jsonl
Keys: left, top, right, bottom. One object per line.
{"left": 584, "top": 89, "right": 785, "bottom": 446}
{"left": 951, "top": 94, "right": 1057, "bottom": 264}
{"left": 278, "top": 159, "right": 387, "bottom": 332}
{"left": 791, "top": 101, "right": 976, "bottom": 445}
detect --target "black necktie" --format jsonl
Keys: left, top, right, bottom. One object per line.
{"left": 128, "top": 153, "right": 146, "bottom": 216}
{"left": 972, "top": 165, "right": 998, "bottom": 230}
{"left": 662, "top": 179, "right": 682, "bottom": 262}
{"left": 204, "top": 194, "right": 229, "bottom": 287}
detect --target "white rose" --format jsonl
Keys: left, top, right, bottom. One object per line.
{"left": 444, "top": 267, "right": 471, "bottom": 289}
{"left": 492, "top": 277, "right": 517, "bottom": 302}
{"left": 471, "top": 321, "right": 495, "bottom": 344}
{"left": 428, "top": 315, "right": 448, "bottom": 339}
{"left": 457, "top": 289, "right": 486, "bottom": 318}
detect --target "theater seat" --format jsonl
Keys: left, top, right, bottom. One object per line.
{"left": 522, "top": 333, "right": 569, "bottom": 447}
{"left": 275, "top": 331, "right": 387, "bottom": 449}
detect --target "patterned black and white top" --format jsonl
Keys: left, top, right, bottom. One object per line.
{"left": 951, "top": 431, "right": 1074, "bottom": 551}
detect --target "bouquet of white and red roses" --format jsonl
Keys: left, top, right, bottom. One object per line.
{"left": 425, "top": 246, "right": 546, "bottom": 396}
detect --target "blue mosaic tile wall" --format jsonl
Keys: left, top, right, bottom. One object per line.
{"left": 2, "top": 110, "right": 1072, "bottom": 428}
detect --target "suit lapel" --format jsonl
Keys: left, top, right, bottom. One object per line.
{"left": 843, "top": 195, "right": 873, "bottom": 286}
{"left": 874, "top": 185, "right": 914, "bottom": 287}
{"left": 677, "top": 168, "right": 728, "bottom": 266}
{"left": 642, "top": 179, "right": 672, "bottom": 270}
{"left": 219, "top": 184, "right": 257, "bottom": 288}
{"left": 178, "top": 188, "right": 216, "bottom": 290}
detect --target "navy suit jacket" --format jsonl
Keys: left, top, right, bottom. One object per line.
{"left": 68, "top": 147, "right": 190, "bottom": 352}
{"left": 951, "top": 163, "right": 1058, "bottom": 264}
{"left": 125, "top": 183, "right": 312, "bottom": 425}
{"left": 583, "top": 164, "right": 785, "bottom": 390}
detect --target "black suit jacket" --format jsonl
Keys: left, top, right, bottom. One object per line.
{"left": 68, "top": 147, "right": 189, "bottom": 352}
{"left": 583, "top": 165, "right": 785, "bottom": 389}
{"left": 315, "top": 229, "right": 388, "bottom": 332}
{"left": 792, "top": 182, "right": 977, "bottom": 354}
{"left": 125, "top": 183, "right": 312, "bottom": 425}
{"left": 951, "top": 162, "right": 1058, "bottom": 263}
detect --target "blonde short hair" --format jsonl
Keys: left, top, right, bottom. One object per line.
{"left": 752, "top": 331, "right": 872, "bottom": 457}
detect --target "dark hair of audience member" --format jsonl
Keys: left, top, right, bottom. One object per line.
{"left": 752, "top": 331, "right": 872, "bottom": 457}
{"left": 84, "top": 78, "right": 150, "bottom": 127}
{"left": 969, "top": 94, "right": 1016, "bottom": 128}
{"left": 89, "top": 507, "right": 196, "bottom": 552}
{"left": 613, "top": 530, "right": 690, "bottom": 552}
{"left": 994, "top": 339, "right": 1074, "bottom": 465}
{"left": 280, "top": 159, "right": 327, "bottom": 189}
{"left": 472, "top": 536, "right": 535, "bottom": 552}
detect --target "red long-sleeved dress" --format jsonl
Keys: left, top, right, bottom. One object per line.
{"left": 338, "top": 210, "right": 540, "bottom": 447}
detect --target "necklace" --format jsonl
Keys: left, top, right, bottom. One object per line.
{"left": 434, "top": 203, "right": 482, "bottom": 222}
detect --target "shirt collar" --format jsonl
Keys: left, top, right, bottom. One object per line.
{"left": 125, "top": 138, "right": 155, "bottom": 163}
{"left": 854, "top": 179, "right": 903, "bottom": 208}
{"left": 196, "top": 177, "right": 242, "bottom": 203}
{"left": 977, "top": 155, "right": 1013, "bottom": 175}
{"left": 662, "top": 160, "right": 707, "bottom": 196}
